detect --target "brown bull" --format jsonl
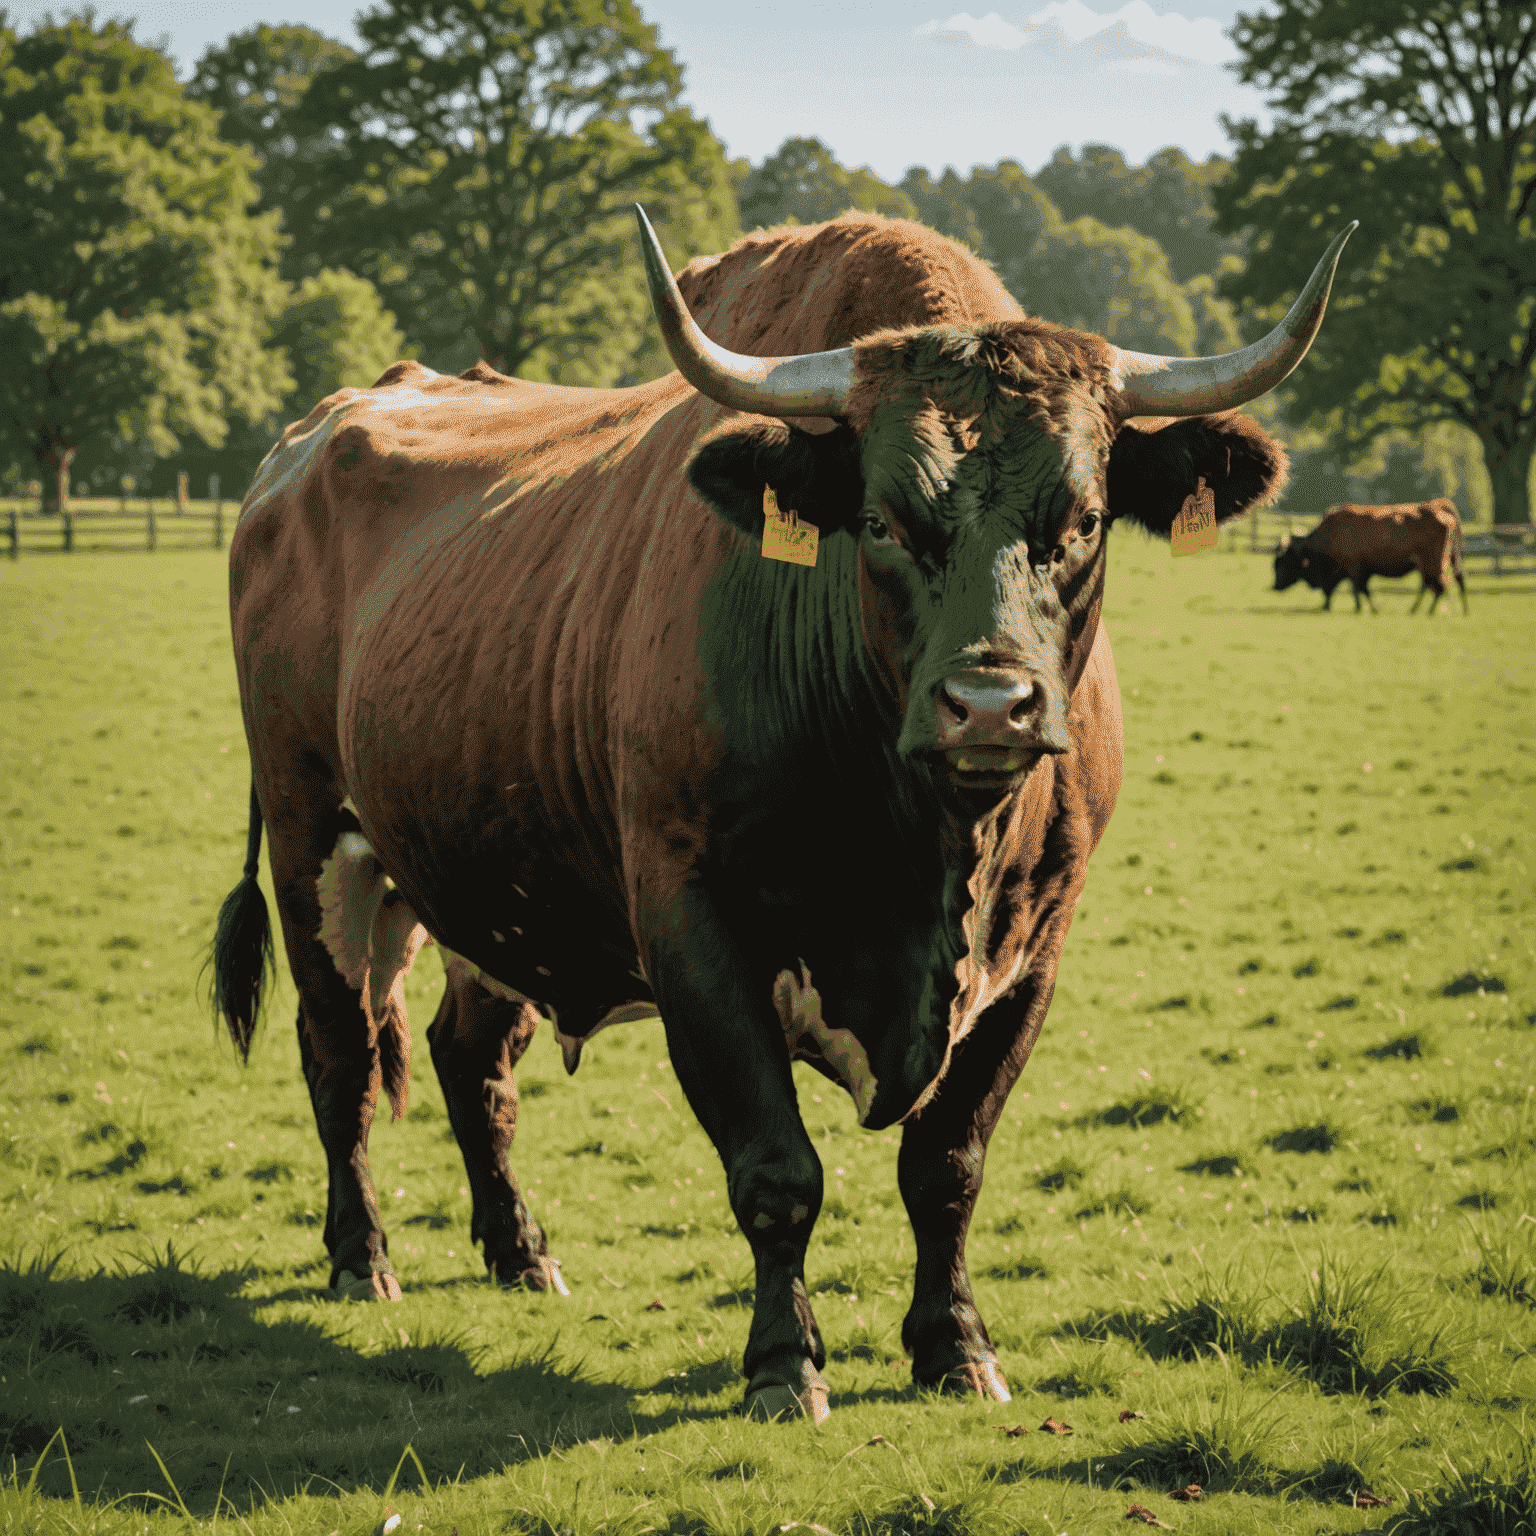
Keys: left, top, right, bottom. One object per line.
{"left": 1274, "top": 499, "right": 1467, "bottom": 614}
{"left": 212, "top": 206, "right": 1352, "bottom": 1422}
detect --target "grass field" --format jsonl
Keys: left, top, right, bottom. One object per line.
{"left": 1, "top": 538, "right": 1533, "bottom": 1536}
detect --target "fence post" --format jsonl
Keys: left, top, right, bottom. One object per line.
{"left": 146, "top": 505, "right": 157, "bottom": 552}
{"left": 63, "top": 512, "right": 73, "bottom": 553}
{"left": 7, "top": 510, "right": 17, "bottom": 560}
{"left": 214, "top": 506, "right": 224, "bottom": 550}
{"left": 176, "top": 470, "right": 188, "bottom": 514}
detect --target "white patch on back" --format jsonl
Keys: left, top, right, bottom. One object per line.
{"left": 772, "top": 961, "right": 879, "bottom": 1124}
{"left": 316, "top": 833, "right": 430, "bottom": 1023}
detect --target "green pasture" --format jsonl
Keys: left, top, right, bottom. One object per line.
{"left": 1, "top": 540, "right": 1533, "bottom": 1535}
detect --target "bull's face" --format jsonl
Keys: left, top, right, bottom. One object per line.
{"left": 850, "top": 382, "right": 1102, "bottom": 790}
{"left": 689, "top": 325, "right": 1287, "bottom": 801}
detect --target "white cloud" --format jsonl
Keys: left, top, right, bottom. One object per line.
{"left": 914, "top": 11, "right": 1030, "bottom": 48}
{"left": 914, "top": 2, "right": 1238, "bottom": 68}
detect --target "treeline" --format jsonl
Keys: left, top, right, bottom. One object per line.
{"left": 3, "top": 1, "right": 1528, "bottom": 519}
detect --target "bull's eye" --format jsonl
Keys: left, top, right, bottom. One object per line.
{"left": 863, "top": 513, "right": 894, "bottom": 543}
{"left": 1078, "top": 513, "right": 1100, "bottom": 539}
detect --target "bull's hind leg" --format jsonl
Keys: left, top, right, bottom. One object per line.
{"left": 268, "top": 805, "right": 419, "bottom": 1300}
{"left": 427, "top": 959, "right": 566, "bottom": 1292}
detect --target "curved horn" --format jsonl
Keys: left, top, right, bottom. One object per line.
{"left": 634, "top": 204, "right": 855, "bottom": 417}
{"left": 1113, "top": 222, "right": 1357, "bottom": 419}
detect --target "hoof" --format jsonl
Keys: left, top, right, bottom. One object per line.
{"left": 332, "top": 1269, "right": 402, "bottom": 1302}
{"left": 744, "top": 1379, "right": 831, "bottom": 1424}
{"left": 494, "top": 1255, "right": 570, "bottom": 1295}
{"left": 937, "top": 1360, "right": 1011, "bottom": 1401}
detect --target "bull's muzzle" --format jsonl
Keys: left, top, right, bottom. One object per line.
{"left": 933, "top": 668, "right": 1072, "bottom": 780}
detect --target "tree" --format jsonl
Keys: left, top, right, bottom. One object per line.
{"left": 286, "top": 0, "right": 738, "bottom": 383}
{"left": 174, "top": 268, "right": 411, "bottom": 499}
{"left": 1035, "top": 144, "right": 1242, "bottom": 284}
{"left": 186, "top": 24, "right": 359, "bottom": 281}
{"left": 737, "top": 137, "right": 918, "bottom": 231}
{"left": 1214, "top": 0, "right": 1536, "bottom": 523}
{"left": 1025, "top": 217, "right": 1199, "bottom": 355}
{"left": 0, "top": 17, "right": 289, "bottom": 512}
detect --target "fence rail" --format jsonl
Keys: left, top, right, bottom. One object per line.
{"left": 5, "top": 499, "right": 1532, "bottom": 569}
{"left": 4, "top": 502, "right": 226, "bottom": 558}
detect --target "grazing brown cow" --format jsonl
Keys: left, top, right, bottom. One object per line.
{"left": 1274, "top": 499, "right": 1467, "bottom": 614}
{"left": 212, "top": 207, "right": 1352, "bottom": 1422}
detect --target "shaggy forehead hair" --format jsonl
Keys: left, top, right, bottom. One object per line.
{"left": 846, "top": 319, "right": 1122, "bottom": 511}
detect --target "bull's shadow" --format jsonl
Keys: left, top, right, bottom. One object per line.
{"left": 0, "top": 1248, "right": 739, "bottom": 1513}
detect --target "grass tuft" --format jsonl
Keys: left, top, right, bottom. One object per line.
{"left": 109, "top": 1241, "right": 221, "bottom": 1323}
{"left": 1459, "top": 1220, "right": 1536, "bottom": 1308}
{"left": 1271, "top": 1251, "right": 1463, "bottom": 1396}
{"left": 1390, "top": 1435, "right": 1536, "bottom": 1536}
{"left": 1089, "top": 1093, "right": 1191, "bottom": 1129}
{"left": 1115, "top": 1362, "right": 1288, "bottom": 1495}
{"left": 1268, "top": 1122, "right": 1341, "bottom": 1154}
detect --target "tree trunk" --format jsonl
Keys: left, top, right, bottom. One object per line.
{"left": 1487, "top": 434, "right": 1534, "bottom": 525}
{"left": 46, "top": 447, "right": 77, "bottom": 517}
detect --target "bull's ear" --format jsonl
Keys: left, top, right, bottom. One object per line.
{"left": 1107, "top": 411, "right": 1288, "bottom": 537}
{"left": 688, "top": 422, "right": 865, "bottom": 539}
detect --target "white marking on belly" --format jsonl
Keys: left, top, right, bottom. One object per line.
{"left": 772, "top": 961, "right": 879, "bottom": 1125}
{"left": 316, "top": 832, "right": 430, "bottom": 1023}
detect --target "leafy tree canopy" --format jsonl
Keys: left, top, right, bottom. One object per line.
{"left": 904, "top": 159, "right": 1204, "bottom": 355}
{"left": 1035, "top": 143, "right": 1241, "bottom": 284}
{"left": 0, "top": 16, "right": 288, "bottom": 509}
{"left": 1214, "top": 0, "right": 1536, "bottom": 522}
{"left": 739, "top": 137, "right": 918, "bottom": 229}
{"left": 1027, "top": 217, "right": 1199, "bottom": 355}
{"left": 284, "top": 0, "right": 738, "bottom": 384}
{"left": 172, "top": 268, "right": 411, "bottom": 499}
{"left": 186, "top": 24, "right": 359, "bottom": 280}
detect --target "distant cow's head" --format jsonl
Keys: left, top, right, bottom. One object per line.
{"left": 637, "top": 208, "right": 1351, "bottom": 804}
{"left": 1274, "top": 536, "right": 1341, "bottom": 594}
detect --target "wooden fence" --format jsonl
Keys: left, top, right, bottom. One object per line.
{"left": 6, "top": 498, "right": 1533, "bottom": 571}
{"left": 4, "top": 500, "right": 226, "bottom": 558}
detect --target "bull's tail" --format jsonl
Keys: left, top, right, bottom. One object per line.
{"left": 1449, "top": 518, "right": 1469, "bottom": 614}
{"left": 207, "top": 781, "right": 275, "bottom": 1060}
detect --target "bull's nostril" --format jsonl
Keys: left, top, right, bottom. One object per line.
{"left": 939, "top": 683, "right": 969, "bottom": 724}
{"left": 1007, "top": 681, "right": 1036, "bottom": 724}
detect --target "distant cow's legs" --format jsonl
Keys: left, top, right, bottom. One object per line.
{"left": 1411, "top": 571, "right": 1448, "bottom": 616}
{"left": 646, "top": 886, "right": 828, "bottom": 1422}
{"left": 1351, "top": 574, "right": 1378, "bottom": 613}
{"left": 427, "top": 958, "right": 564, "bottom": 1291}
{"left": 896, "top": 984, "right": 1047, "bottom": 1401}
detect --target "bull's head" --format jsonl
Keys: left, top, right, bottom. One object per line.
{"left": 637, "top": 207, "right": 1353, "bottom": 802}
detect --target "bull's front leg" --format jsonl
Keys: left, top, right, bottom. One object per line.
{"left": 645, "top": 883, "right": 829, "bottom": 1423}
{"left": 897, "top": 977, "right": 1052, "bottom": 1400}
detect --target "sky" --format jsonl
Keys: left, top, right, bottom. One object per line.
{"left": 8, "top": 0, "right": 1276, "bottom": 180}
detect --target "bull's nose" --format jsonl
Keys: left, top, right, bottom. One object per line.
{"left": 934, "top": 668, "right": 1069, "bottom": 755}
{"left": 936, "top": 672, "right": 1036, "bottom": 738}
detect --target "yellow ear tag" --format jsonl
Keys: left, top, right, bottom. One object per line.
{"left": 761, "top": 486, "right": 818, "bottom": 567}
{"left": 1171, "top": 476, "right": 1218, "bottom": 557}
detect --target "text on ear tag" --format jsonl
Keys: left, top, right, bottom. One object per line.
{"left": 1171, "top": 477, "right": 1218, "bottom": 557}
{"left": 762, "top": 486, "right": 819, "bottom": 567}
